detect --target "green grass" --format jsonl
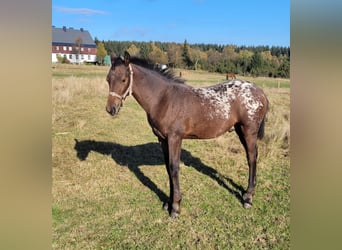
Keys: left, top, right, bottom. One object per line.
{"left": 52, "top": 63, "right": 107, "bottom": 78}
{"left": 52, "top": 64, "right": 290, "bottom": 249}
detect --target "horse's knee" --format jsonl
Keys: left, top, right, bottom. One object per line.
{"left": 170, "top": 167, "right": 179, "bottom": 178}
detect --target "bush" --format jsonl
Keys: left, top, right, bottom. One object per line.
{"left": 56, "top": 54, "right": 71, "bottom": 64}
{"left": 56, "top": 54, "right": 63, "bottom": 63}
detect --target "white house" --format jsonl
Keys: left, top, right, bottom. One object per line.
{"left": 52, "top": 26, "right": 97, "bottom": 64}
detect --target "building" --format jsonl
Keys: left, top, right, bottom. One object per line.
{"left": 52, "top": 26, "right": 97, "bottom": 64}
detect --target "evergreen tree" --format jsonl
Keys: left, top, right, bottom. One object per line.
{"left": 182, "top": 39, "right": 192, "bottom": 68}
{"left": 139, "top": 43, "right": 152, "bottom": 60}
{"left": 277, "top": 60, "right": 290, "bottom": 78}
{"left": 94, "top": 37, "right": 99, "bottom": 46}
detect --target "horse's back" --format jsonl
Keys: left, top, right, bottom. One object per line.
{"left": 151, "top": 79, "right": 268, "bottom": 140}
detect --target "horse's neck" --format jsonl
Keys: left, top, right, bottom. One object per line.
{"left": 131, "top": 65, "right": 170, "bottom": 113}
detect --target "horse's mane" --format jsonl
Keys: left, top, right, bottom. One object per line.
{"left": 115, "top": 56, "right": 185, "bottom": 84}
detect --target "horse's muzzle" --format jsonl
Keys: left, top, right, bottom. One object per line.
{"left": 106, "top": 105, "right": 120, "bottom": 116}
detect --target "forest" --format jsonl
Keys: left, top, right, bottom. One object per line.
{"left": 95, "top": 38, "right": 290, "bottom": 78}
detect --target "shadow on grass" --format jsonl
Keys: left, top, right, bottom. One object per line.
{"left": 74, "top": 139, "right": 245, "bottom": 206}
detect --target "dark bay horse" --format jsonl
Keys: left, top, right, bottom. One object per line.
{"left": 106, "top": 51, "right": 269, "bottom": 218}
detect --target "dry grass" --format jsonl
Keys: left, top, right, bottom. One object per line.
{"left": 52, "top": 64, "right": 290, "bottom": 249}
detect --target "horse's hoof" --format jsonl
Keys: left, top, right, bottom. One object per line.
{"left": 243, "top": 202, "right": 252, "bottom": 209}
{"left": 170, "top": 211, "right": 179, "bottom": 218}
{"left": 162, "top": 202, "right": 169, "bottom": 211}
{"left": 242, "top": 192, "right": 253, "bottom": 208}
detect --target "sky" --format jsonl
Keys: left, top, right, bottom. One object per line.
{"left": 52, "top": 0, "right": 290, "bottom": 47}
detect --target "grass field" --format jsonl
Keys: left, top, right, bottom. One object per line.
{"left": 52, "top": 64, "right": 290, "bottom": 249}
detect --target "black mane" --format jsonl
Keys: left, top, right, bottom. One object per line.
{"left": 115, "top": 56, "right": 185, "bottom": 84}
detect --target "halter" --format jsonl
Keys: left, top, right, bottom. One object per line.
{"left": 109, "top": 64, "right": 133, "bottom": 101}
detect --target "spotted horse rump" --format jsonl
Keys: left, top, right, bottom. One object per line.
{"left": 194, "top": 80, "right": 266, "bottom": 123}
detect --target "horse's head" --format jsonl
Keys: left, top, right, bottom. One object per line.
{"left": 105, "top": 51, "right": 133, "bottom": 116}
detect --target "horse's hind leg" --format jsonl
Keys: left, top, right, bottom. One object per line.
{"left": 235, "top": 124, "right": 258, "bottom": 208}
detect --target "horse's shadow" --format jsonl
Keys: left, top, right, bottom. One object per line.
{"left": 74, "top": 139, "right": 245, "bottom": 206}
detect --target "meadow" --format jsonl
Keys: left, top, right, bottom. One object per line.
{"left": 52, "top": 64, "right": 290, "bottom": 249}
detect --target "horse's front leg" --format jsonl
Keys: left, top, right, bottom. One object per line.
{"left": 167, "top": 135, "right": 183, "bottom": 218}
{"left": 158, "top": 137, "right": 172, "bottom": 211}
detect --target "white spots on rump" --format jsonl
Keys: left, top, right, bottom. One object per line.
{"left": 194, "top": 79, "right": 263, "bottom": 120}
{"left": 194, "top": 82, "right": 234, "bottom": 120}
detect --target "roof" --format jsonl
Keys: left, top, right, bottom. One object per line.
{"left": 52, "top": 26, "right": 96, "bottom": 47}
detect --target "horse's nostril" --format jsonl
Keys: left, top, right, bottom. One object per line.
{"left": 106, "top": 106, "right": 115, "bottom": 115}
{"left": 106, "top": 105, "right": 120, "bottom": 116}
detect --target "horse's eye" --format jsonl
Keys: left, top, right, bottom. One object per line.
{"left": 122, "top": 79, "right": 126, "bottom": 83}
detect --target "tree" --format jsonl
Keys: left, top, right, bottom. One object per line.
{"left": 277, "top": 59, "right": 290, "bottom": 78}
{"left": 96, "top": 42, "right": 107, "bottom": 65}
{"left": 182, "top": 39, "right": 192, "bottom": 68}
{"left": 148, "top": 42, "right": 168, "bottom": 64}
{"left": 139, "top": 43, "right": 152, "bottom": 60}
{"left": 94, "top": 36, "right": 100, "bottom": 46}
{"left": 167, "top": 43, "right": 182, "bottom": 68}
{"left": 74, "top": 36, "right": 83, "bottom": 64}
{"left": 222, "top": 45, "right": 237, "bottom": 61}
{"left": 261, "top": 50, "right": 273, "bottom": 62}
{"left": 190, "top": 47, "right": 207, "bottom": 70}
{"left": 206, "top": 49, "right": 221, "bottom": 72}
{"left": 237, "top": 49, "right": 253, "bottom": 75}
{"left": 126, "top": 43, "right": 140, "bottom": 57}
{"left": 250, "top": 52, "right": 264, "bottom": 76}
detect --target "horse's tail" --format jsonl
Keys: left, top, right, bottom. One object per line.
{"left": 257, "top": 98, "right": 269, "bottom": 140}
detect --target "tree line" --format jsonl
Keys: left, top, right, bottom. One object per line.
{"left": 95, "top": 38, "right": 290, "bottom": 78}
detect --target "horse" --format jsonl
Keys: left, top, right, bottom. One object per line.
{"left": 105, "top": 51, "right": 269, "bottom": 218}
{"left": 226, "top": 73, "right": 236, "bottom": 80}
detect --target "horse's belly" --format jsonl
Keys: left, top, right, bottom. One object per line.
{"left": 183, "top": 117, "right": 234, "bottom": 139}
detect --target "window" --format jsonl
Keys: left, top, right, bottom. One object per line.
{"left": 88, "top": 55, "right": 91, "bottom": 60}
{"left": 81, "top": 47, "right": 84, "bottom": 52}
{"left": 81, "top": 54, "right": 84, "bottom": 60}
{"left": 63, "top": 46, "right": 67, "bottom": 51}
{"left": 69, "top": 54, "right": 72, "bottom": 59}
{"left": 76, "top": 55, "right": 79, "bottom": 59}
{"left": 88, "top": 48, "right": 91, "bottom": 52}
{"left": 69, "top": 47, "right": 72, "bottom": 51}
{"left": 56, "top": 46, "right": 59, "bottom": 51}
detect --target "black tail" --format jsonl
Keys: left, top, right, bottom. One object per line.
{"left": 257, "top": 117, "right": 266, "bottom": 139}
{"left": 257, "top": 99, "right": 269, "bottom": 140}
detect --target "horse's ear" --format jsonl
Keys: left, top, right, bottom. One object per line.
{"left": 124, "top": 51, "right": 130, "bottom": 66}
{"left": 110, "top": 52, "right": 116, "bottom": 68}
